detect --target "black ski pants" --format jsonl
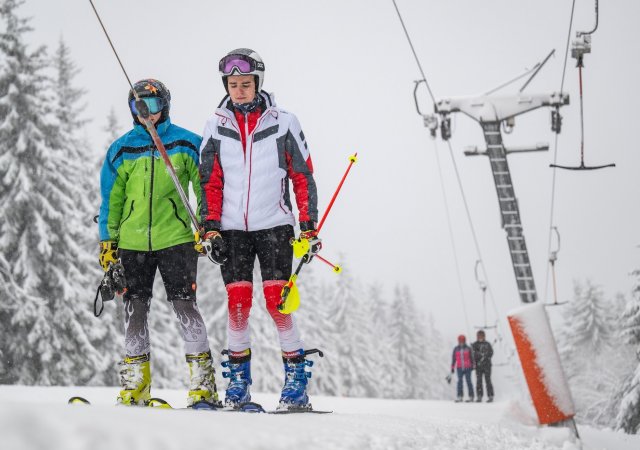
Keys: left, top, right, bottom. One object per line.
{"left": 219, "top": 225, "right": 294, "bottom": 284}
{"left": 119, "top": 243, "right": 209, "bottom": 357}
{"left": 476, "top": 365, "right": 494, "bottom": 399}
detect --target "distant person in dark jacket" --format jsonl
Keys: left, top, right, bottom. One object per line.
{"left": 451, "top": 334, "right": 475, "bottom": 402}
{"left": 472, "top": 329, "right": 494, "bottom": 402}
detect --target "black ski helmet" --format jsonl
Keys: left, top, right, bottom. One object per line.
{"left": 127, "top": 79, "right": 171, "bottom": 125}
{"left": 219, "top": 48, "right": 265, "bottom": 94}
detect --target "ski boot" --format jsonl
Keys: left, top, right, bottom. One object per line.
{"left": 221, "top": 349, "right": 252, "bottom": 408}
{"left": 487, "top": 396, "right": 494, "bottom": 403}
{"left": 454, "top": 396, "right": 463, "bottom": 403}
{"left": 277, "top": 349, "right": 315, "bottom": 411}
{"left": 117, "top": 353, "right": 151, "bottom": 406}
{"left": 186, "top": 351, "right": 221, "bottom": 409}
{"left": 475, "top": 396, "right": 482, "bottom": 403}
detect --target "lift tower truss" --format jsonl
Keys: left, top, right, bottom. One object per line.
{"left": 435, "top": 92, "right": 569, "bottom": 303}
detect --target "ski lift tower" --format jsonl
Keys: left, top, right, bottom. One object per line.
{"left": 434, "top": 90, "right": 568, "bottom": 304}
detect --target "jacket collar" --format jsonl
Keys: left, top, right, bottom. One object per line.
{"left": 216, "top": 91, "right": 277, "bottom": 123}
{"left": 132, "top": 118, "right": 171, "bottom": 137}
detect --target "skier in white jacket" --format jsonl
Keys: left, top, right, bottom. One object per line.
{"left": 199, "top": 48, "right": 319, "bottom": 411}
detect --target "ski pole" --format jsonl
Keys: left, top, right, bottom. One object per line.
{"left": 88, "top": 0, "right": 202, "bottom": 237}
{"left": 279, "top": 153, "right": 357, "bottom": 311}
{"left": 315, "top": 254, "right": 342, "bottom": 273}
{"left": 317, "top": 153, "right": 357, "bottom": 232}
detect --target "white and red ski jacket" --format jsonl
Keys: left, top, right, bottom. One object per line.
{"left": 199, "top": 92, "right": 318, "bottom": 232}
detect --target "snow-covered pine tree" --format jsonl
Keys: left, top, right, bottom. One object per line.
{"left": 364, "top": 283, "right": 394, "bottom": 397}
{"left": 303, "top": 273, "right": 342, "bottom": 396}
{"left": 388, "top": 285, "right": 428, "bottom": 399}
{"left": 103, "top": 107, "right": 121, "bottom": 151}
{"left": 558, "top": 280, "right": 613, "bottom": 376}
{"left": 51, "top": 37, "right": 122, "bottom": 385}
{"left": 98, "top": 107, "right": 121, "bottom": 174}
{"left": 556, "top": 279, "right": 624, "bottom": 426}
{"left": 616, "top": 270, "right": 640, "bottom": 434}
{"left": 0, "top": 0, "right": 108, "bottom": 385}
{"left": 422, "top": 312, "right": 449, "bottom": 399}
{"left": 320, "top": 265, "right": 377, "bottom": 397}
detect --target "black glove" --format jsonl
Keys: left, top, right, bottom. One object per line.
{"left": 298, "top": 221, "right": 321, "bottom": 264}
{"left": 201, "top": 230, "right": 228, "bottom": 265}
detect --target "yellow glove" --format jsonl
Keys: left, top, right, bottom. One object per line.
{"left": 99, "top": 241, "right": 118, "bottom": 272}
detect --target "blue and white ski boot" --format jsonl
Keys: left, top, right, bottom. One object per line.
{"left": 277, "top": 349, "right": 314, "bottom": 411}
{"left": 221, "top": 349, "right": 252, "bottom": 408}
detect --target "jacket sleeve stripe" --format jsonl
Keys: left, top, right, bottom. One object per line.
{"left": 199, "top": 136, "right": 224, "bottom": 227}
{"left": 282, "top": 128, "right": 318, "bottom": 223}
{"left": 99, "top": 149, "right": 125, "bottom": 241}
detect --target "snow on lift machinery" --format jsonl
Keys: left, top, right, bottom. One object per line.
{"left": 545, "top": 227, "right": 567, "bottom": 307}
{"left": 550, "top": 0, "right": 614, "bottom": 171}
{"left": 416, "top": 50, "right": 568, "bottom": 305}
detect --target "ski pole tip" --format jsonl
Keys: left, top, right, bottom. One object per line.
{"left": 349, "top": 153, "right": 358, "bottom": 163}
{"left": 333, "top": 265, "right": 342, "bottom": 274}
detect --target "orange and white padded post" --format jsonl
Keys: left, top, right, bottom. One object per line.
{"left": 507, "top": 302, "right": 575, "bottom": 425}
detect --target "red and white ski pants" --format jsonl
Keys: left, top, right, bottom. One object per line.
{"left": 220, "top": 225, "right": 304, "bottom": 352}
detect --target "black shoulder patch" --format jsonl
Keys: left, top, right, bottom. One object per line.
{"left": 218, "top": 126, "right": 241, "bottom": 141}
{"left": 254, "top": 125, "right": 279, "bottom": 143}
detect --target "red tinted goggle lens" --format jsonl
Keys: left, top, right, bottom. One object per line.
{"left": 219, "top": 55, "right": 255, "bottom": 75}
{"left": 129, "top": 97, "right": 164, "bottom": 115}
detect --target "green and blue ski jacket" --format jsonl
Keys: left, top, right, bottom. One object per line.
{"left": 98, "top": 119, "right": 202, "bottom": 251}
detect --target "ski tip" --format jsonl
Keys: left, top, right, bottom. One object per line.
{"left": 237, "top": 401, "right": 266, "bottom": 413}
{"left": 68, "top": 396, "right": 91, "bottom": 405}
{"left": 148, "top": 397, "right": 172, "bottom": 409}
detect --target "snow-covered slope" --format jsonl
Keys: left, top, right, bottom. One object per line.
{"left": 0, "top": 386, "right": 637, "bottom": 450}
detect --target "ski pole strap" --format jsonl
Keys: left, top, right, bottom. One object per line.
{"left": 94, "top": 285, "right": 104, "bottom": 317}
{"left": 304, "top": 349, "right": 324, "bottom": 358}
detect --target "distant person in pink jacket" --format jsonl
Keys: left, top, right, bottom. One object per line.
{"left": 451, "top": 334, "right": 475, "bottom": 402}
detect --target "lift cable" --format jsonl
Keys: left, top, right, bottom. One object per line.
{"left": 445, "top": 140, "right": 504, "bottom": 330}
{"left": 393, "top": 0, "right": 506, "bottom": 346}
{"left": 391, "top": 0, "right": 438, "bottom": 108}
{"left": 544, "top": 0, "right": 576, "bottom": 303}
{"left": 392, "top": 0, "right": 482, "bottom": 336}
{"left": 432, "top": 139, "right": 472, "bottom": 333}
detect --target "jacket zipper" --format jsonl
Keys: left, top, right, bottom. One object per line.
{"left": 243, "top": 111, "right": 271, "bottom": 231}
{"left": 148, "top": 146, "right": 155, "bottom": 251}
{"left": 244, "top": 114, "right": 251, "bottom": 231}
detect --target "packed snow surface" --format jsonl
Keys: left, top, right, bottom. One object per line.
{"left": 1, "top": 386, "right": 638, "bottom": 450}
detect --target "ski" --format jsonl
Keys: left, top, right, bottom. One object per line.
{"left": 68, "top": 396, "right": 173, "bottom": 408}
{"left": 268, "top": 409, "right": 333, "bottom": 415}
{"left": 147, "top": 397, "right": 266, "bottom": 413}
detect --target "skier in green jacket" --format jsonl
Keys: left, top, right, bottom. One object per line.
{"left": 98, "top": 79, "right": 219, "bottom": 408}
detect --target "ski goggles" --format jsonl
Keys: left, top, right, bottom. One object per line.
{"left": 219, "top": 54, "right": 264, "bottom": 76}
{"left": 129, "top": 97, "right": 165, "bottom": 115}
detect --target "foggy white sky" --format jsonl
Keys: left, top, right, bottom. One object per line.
{"left": 19, "top": 0, "right": 640, "bottom": 341}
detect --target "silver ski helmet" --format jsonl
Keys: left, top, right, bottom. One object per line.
{"left": 219, "top": 48, "right": 265, "bottom": 93}
{"left": 128, "top": 79, "right": 171, "bottom": 124}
